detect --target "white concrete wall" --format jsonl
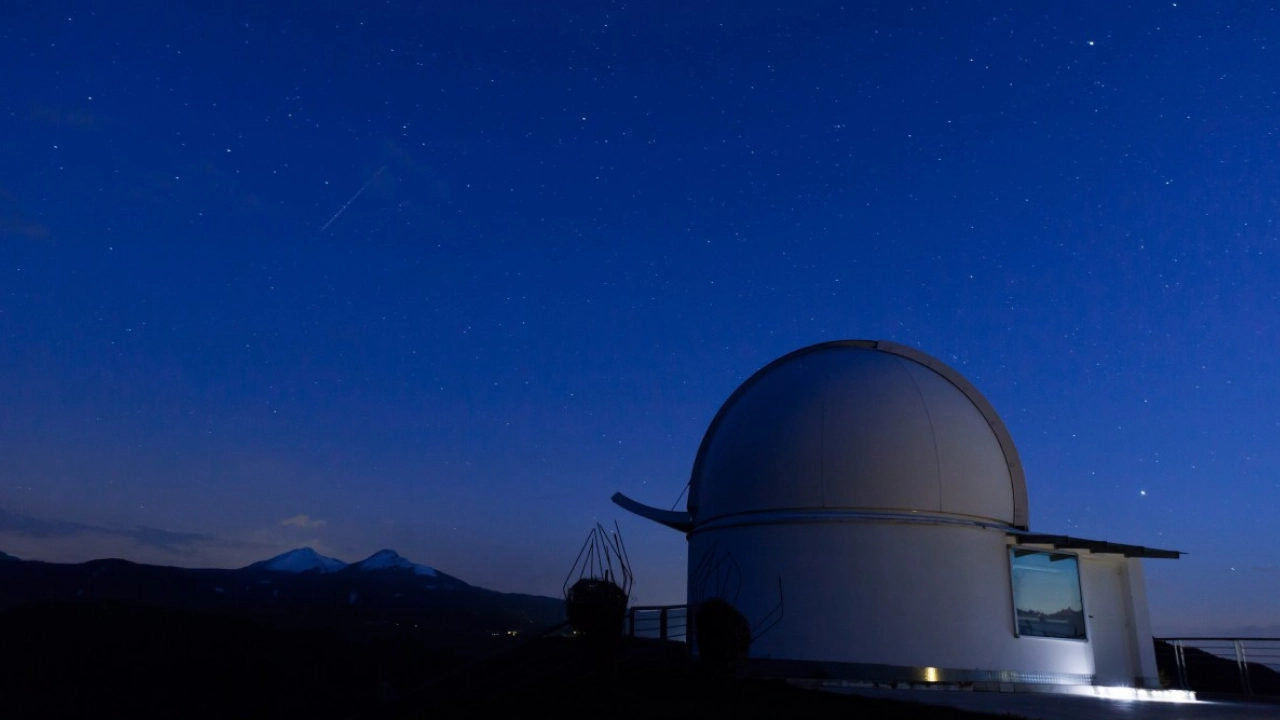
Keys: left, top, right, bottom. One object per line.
{"left": 1124, "top": 558, "right": 1161, "bottom": 687}
{"left": 689, "top": 519, "right": 1096, "bottom": 678}
{"left": 1080, "top": 555, "right": 1132, "bottom": 685}
{"left": 1078, "top": 555, "right": 1161, "bottom": 688}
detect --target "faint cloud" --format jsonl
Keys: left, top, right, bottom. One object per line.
{"left": 0, "top": 509, "right": 248, "bottom": 556}
{"left": 131, "top": 526, "right": 218, "bottom": 554}
{"left": 280, "top": 514, "right": 327, "bottom": 529}
{"left": 0, "top": 509, "right": 97, "bottom": 538}
{"left": 1210, "top": 622, "right": 1280, "bottom": 638}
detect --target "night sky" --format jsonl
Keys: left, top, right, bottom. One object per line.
{"left": 3, "top": 1, "right": 1278, "bottom": 636}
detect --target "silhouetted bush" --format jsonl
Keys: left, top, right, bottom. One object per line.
{"left": 564, "top": 578, "right": 627, "bottom": 641}
{"left": 695, "top": 598, "right": 751, "bottom": 675}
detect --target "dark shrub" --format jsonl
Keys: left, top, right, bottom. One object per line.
{"left": 564, "top": 578, "right": 627, "bottom": 641}
{"left": 695, "top": 598, "right": 750, "bottom": 675}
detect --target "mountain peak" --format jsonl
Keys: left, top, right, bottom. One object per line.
{"left": 353, "top": 549, "right": 438, "bottom": 577}
{"left": 249, "top": 547, "right": 347, "bottom": 573}
{"left": 365, "top": 549, "right": 402, "bottom": 563}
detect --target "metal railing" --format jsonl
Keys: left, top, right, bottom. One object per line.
{"left": 625, "top": 605, "right": 688, "bottom": 643}
{"left": 1156, "top": 637, "right": 1280, "bottom": 696}
{"left": 617, "top": 618, "right": 1280, "bottom": 696}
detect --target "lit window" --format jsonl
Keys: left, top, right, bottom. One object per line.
{"left": 1010, "top": 549, "right": 1086, "bottom": 640}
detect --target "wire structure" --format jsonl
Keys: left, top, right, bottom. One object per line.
{"left": 562, "top": 522, "right": 635, "bottom": 650}
{"left": 689, "top": 543, "right": 784, "bottom": 644}
{"left": 563, "top": 521, "right": 633, "bottom": 599}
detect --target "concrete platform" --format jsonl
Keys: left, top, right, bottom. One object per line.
{"left": 834, "top": 686, "right": 1280, "bottom": 720}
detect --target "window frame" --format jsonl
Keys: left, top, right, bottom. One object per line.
{"left": 1008, "top": 546, "right": 1088, "bottom": 642}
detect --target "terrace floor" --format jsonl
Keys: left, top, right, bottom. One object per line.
{"left": 835, "top": 686, "right": 1280, "bottom": 720}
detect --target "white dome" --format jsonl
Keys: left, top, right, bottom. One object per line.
{"left": 689, "top": 340, "right": 1028, "bottom": 528}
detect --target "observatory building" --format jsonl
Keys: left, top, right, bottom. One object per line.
{"left": 614, "top": 340, "right": 1179, "bottom": 690}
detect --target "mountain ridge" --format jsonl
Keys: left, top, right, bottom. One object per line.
{"left": 0, "top": 548, "right": 564, "bottom": 640}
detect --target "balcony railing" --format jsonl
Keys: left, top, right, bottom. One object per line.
{"left": 619, "top": 617, "right": 1279, "bottom": 697}
{"left": 625, "top": 605, "right": 688, "bottom": 643}
{"left": 1154, "top": 637, "right": 1280, "bottom": 696}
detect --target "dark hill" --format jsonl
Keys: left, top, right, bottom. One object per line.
{"left": 0, "top": 553, "right": 563, "bottom": 638}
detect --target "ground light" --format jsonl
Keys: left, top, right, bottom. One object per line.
{"left": 1080, "top": 686, "right": 1198, "bottom": 703}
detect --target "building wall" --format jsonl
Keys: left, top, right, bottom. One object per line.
{"left": 688, "top": 518, "right": 1154, "bottom": 684}
{"left": 1079, "top": 555, "right": 1161, "bottom": 688}
{"left": 1124, "top": 559, "right": 1161, "bottom": 686}
{"left": 1080, "top": 555, "right": 1133, "bottom": 685}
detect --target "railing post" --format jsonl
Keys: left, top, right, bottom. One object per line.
{"left": 1234, "top": 640, "right": 1253, "bottom": 695}
{"left": 1173, "top": 640, "right": 1188, "bottom": 690}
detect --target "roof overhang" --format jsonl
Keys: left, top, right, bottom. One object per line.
{"left": 611, "top": 492, "right": 693, "bottom": 532}
{"left": 1009, "top": 531, "right": 1182, "bottom": 559}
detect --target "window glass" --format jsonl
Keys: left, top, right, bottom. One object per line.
{"left": 1010, "top": 549, "right": 1086, "bottom": 640}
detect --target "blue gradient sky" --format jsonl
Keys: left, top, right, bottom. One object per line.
{"left": 2, "top": 1, "right": 1278, "bottom": 635}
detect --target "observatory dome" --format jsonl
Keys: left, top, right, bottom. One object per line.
{"left": 689, "top": 340, "right": 1028, "bottom": 529}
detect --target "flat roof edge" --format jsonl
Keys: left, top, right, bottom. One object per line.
{"left": 1009, "top": 531, "right": 1183, "bottom": 559}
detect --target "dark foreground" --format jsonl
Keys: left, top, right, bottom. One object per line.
{"left": 384, "top": 635, "right": 1022, "bottom": 720}
{"left": 2, "top": 600, "right": 1019, "bottom": 720}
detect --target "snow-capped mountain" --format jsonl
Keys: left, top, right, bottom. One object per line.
{"left": 350, "top": 549, "right": 438, "bottom": 577}
{"left": 246, "top": 547, "right": 348, "bottom": 573}
{"left": 245, "top": 547, "right": 441, "bottom": 578}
